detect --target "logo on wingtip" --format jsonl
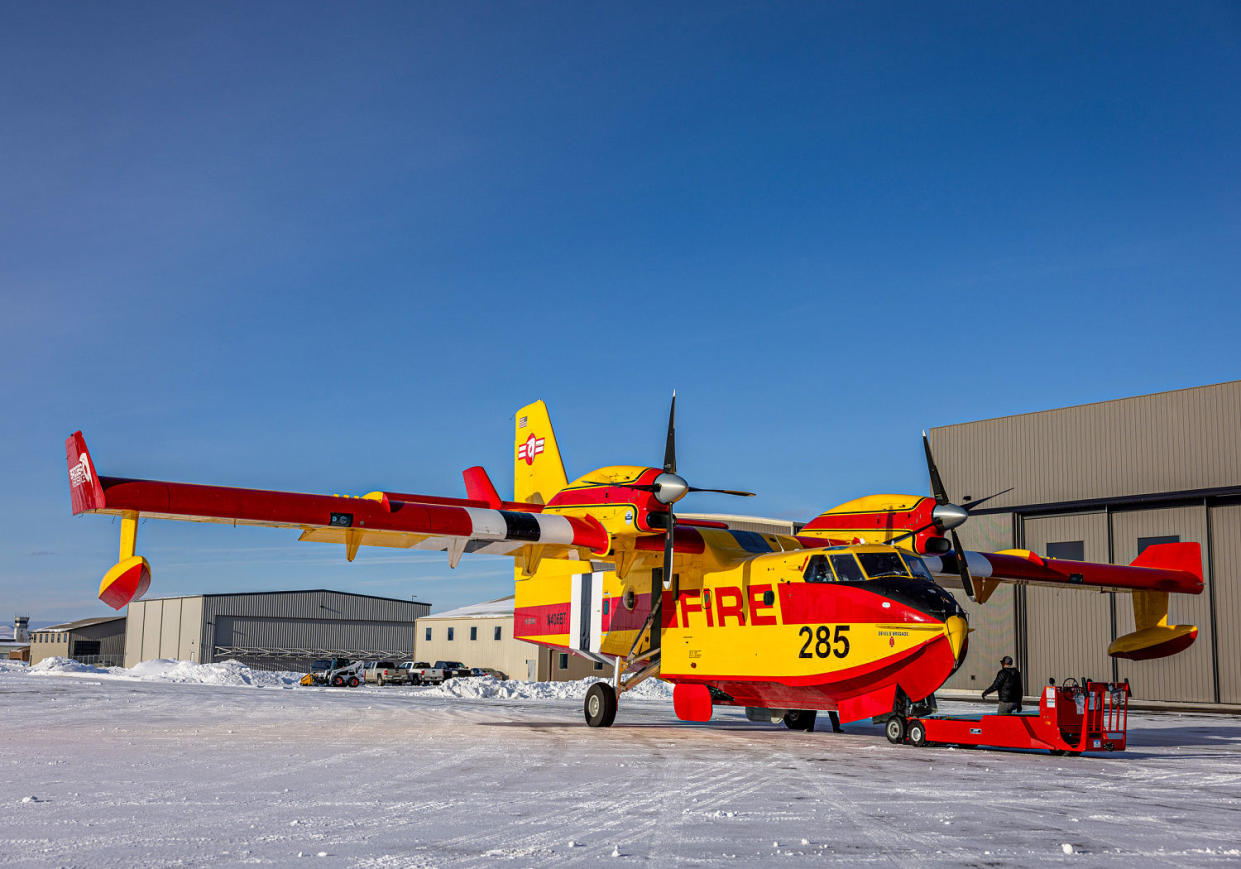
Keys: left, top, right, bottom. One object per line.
{"left": 518, "top": 433, "right": 545, "bottom": 466}
{"left": 69, "top": 453, "right": 92, "bottom": 488}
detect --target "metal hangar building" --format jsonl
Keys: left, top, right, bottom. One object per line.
{"left": 933, "top": 380, "right": 1241, "bottom": 706}
{"left": 124, "top": 590, "right": 430, "bottom": 672}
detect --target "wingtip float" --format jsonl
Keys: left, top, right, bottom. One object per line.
{"left": 65, "top": 398, "right": 1205, "bottom": 732}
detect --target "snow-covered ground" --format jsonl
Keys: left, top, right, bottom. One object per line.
{"left": 2, "top": 660, "right": 1239, "bottom": 867}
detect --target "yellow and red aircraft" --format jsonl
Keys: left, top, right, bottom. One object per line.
{"left": 65, "top": 397, "right": 1202, "bottom": 733}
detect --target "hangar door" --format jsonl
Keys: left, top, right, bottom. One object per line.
{"left": 212, "top": 616, "right": 417, "bottom": 664}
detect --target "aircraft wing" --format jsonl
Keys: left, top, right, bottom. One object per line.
{"left": 923, "top": 543, "right": 1204, "bottom": 660}
{"left": 66, "top": 432, "right": 609, "bottom": 609}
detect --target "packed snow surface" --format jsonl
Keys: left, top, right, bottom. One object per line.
{"left": 2, "top": 660, "right": 1240, "bottom": 866}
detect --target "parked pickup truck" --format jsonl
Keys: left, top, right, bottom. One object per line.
{"left": 362, "top": 660, "right": 409, "bottom": 686}
{"left": 400, "top": 660, "right": 469, "bottom": 685}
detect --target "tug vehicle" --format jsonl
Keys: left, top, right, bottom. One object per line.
{"left": 899, "top": 678, "right": 1132, "bottom": 755}
{"left": 67, "top": 397, "right": 1202, "bottom": 732}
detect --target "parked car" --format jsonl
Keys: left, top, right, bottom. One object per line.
{"left": 362, "top": 661, "right": 409, "bottom": 686}
{"left": 469, "top": 667, "right": 507, "bottom": 679}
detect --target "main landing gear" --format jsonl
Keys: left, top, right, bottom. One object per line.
{"left": 783, "top": 710, "right": 817, "bottom": 731}
{"left": 583, "top": 652, "right": 662, "bottom": 727}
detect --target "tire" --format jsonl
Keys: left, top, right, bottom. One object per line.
{"left": 330, "top": 675, "right": 345, "bottom": 687}
{"left": 347, "top": 676, "right": 360, "bottom": 688}
{"left": 377, "top": 677, "right": 385, "bottom": 687}
{"left": 885, "top": 716, "right": 906, "bottom": 745}
{"left": 584, "top": 683, "right": 618, "bottom": 728}
{"left": 783, "top": 710, "right": 817, "bottom": 732}
{"left": 907, "top": 720, "right": 927, "bottom": 747}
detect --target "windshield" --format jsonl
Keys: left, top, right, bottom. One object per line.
{"left": 857, "top": 552, "right": 910, "bottom": 579}
{"left": 829, "top": 554, "right": 865, "bottom": 582}
{"left": 902, "top": 553, "right": 934, "bottom": 580}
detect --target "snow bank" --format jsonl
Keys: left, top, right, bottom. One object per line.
{"left": 24, "top": 656, "right": 301, "bottom": 687}
{"left": 419, "top": 675, "right": 673, "bottom": 702}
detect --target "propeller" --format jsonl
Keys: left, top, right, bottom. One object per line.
{"left": 626, "top": 392, "right": 754, "bottom": 660}
{"left": 884, "top": 432, "right": 1013, "bottom": 601}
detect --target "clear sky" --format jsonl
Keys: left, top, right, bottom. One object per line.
{"left": 2, "top": 2, "right": 1238, "bottom": 624}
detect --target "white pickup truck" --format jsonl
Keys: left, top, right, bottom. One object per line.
{"left": 362, "top": 661, "right": 409, "bottom": 686}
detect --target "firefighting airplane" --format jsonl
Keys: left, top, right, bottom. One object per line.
{"left": 65, "top": 397, "right": 1203, "bottom": 732}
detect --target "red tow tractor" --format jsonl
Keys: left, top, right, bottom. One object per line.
{"left": 894, "top": 679, "right": 1131, "bottom": 756}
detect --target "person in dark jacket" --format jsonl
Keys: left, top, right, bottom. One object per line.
{"left": 982, "top": 655, "right": 1023, "bottom": 714}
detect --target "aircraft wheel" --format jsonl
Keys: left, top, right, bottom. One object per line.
{"left": 584, "top": 683, "right": 618, "bottom": 728}
{"left": 347, "top": 676, "right": 360, "bottom": 688}
{"left": 783, "top": 710, "right": 817, "bottom": 732}
{"left": 907, "top": 720, "right": 928, "bottom": 747}
{"left": 885, "top": 716, "right": 907, "bottom": 745}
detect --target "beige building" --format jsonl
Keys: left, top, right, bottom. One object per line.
{"left": 416, "top": 597, "right": 607, "bottom": 681}
{"left": 28, "top": 616, "right": 126, "bottom": 666}
{"left": 933, "top": 380, "right": 1241, "bottom": 705}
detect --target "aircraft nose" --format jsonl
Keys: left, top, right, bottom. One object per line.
{"left": 945, "top": 614, "right": 969, "bottom": 663}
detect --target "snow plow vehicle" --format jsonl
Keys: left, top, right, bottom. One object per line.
{"left": 300, "top": 658, "right": 364, "bottom": 688}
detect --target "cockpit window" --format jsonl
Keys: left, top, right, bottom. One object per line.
{"left": 804, "top": 554, "right": 833, "bottom": 583}
{"left": 902, "top": 553, "right": 934, "bottom": 580}
{"left": 829, "top": 554, "right": 865, "bottom": 582}
{"left": 857, "top": 553, "right": 910, "bottom": 579}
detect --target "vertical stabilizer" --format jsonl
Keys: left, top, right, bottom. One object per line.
{"left": 514, "top": 400, "right": 568, "bottom": 504}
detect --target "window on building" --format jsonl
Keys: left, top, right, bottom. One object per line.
{"left": 1047, "top": 540, "right": 1085, "bottom": 561}
{"left": 470, "top": 626, "right": 478, "bottom": 641}
{"left": 73, "top": 640, "right": 101, "bottom": 657}
{"left": 448, "top": 627, "right": 454, "bottom": 641}
{"left": 1138, "top": 535, "right": 1180, "bottom": 554}
{"left": 494, "top": 626, "right": 502, "bottom": 641}
{"left": 558, "top": 653, "right": 568, "bottom": 670}
{"left": 425, "top": 627, "right": 432, "bottom": 642}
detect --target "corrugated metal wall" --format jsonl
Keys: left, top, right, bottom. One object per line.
{"left": 1212, "top": 505, "right": 1241, "bottom": 703}
{"left": 930, "top": 381, "right": 1240, "bottom": 706}
{"left": 932, "top": 380, "right": 1241, "bottom": 509}
{"left": 1021, "top": 513, "right": 1114, "bottom": 687}
{"left": 125, "top": 592, "right": 428, "bottom": 669}
{"left": 1112, "top": 506, "right": 1213, "bottom": 703}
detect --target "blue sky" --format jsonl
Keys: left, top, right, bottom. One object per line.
{"left": 2, "top": 2, "right": 1238, "bottom": 623}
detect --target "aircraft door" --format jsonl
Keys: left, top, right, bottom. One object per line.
{"left": 569, "top": 571, "right": 605, "bottom": 655}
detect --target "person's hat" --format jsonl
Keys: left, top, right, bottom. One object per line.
{"left": 1001, "top": 655, "right": 1014, "bottom": 666}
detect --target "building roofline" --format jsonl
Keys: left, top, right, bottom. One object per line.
{"left": 130, "top": 589, "right": 432, "bottom": 607}
{"left": 38, "top": 616, "right": 127, "bottom": 632}
{"left": 930, "top": 379, "right": 1241, "bottom": 432}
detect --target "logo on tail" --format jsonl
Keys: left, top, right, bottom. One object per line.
{"left": 518, "top": 434, "right": 545, "bottom": 466}
{"left": 69, "top": 453, "right": 93, "bottom": 488}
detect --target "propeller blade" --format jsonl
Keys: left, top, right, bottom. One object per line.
{"left": 950, "top": 529, "right": 976, "bottom": 600}
{"left": 922, "top": 431, "right": 950, "bottom": 506}
{"left": 663, "top": 392, "right": 677, "bottom": 474}
{"left": 687, "top": 486, "right": 756, "bottom": 498}
{"left": 960, "top": 487, "right": 1014, "bottom": 513}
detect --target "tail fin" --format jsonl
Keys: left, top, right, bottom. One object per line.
{"left": 1109, "top": 542, "right": 1203, "bottom": 660}
{"left": 514, "top": 400, "right": 568, "bottom": 505}
{"left": 66, "top": 431, "right": 106, "bottom": 514}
